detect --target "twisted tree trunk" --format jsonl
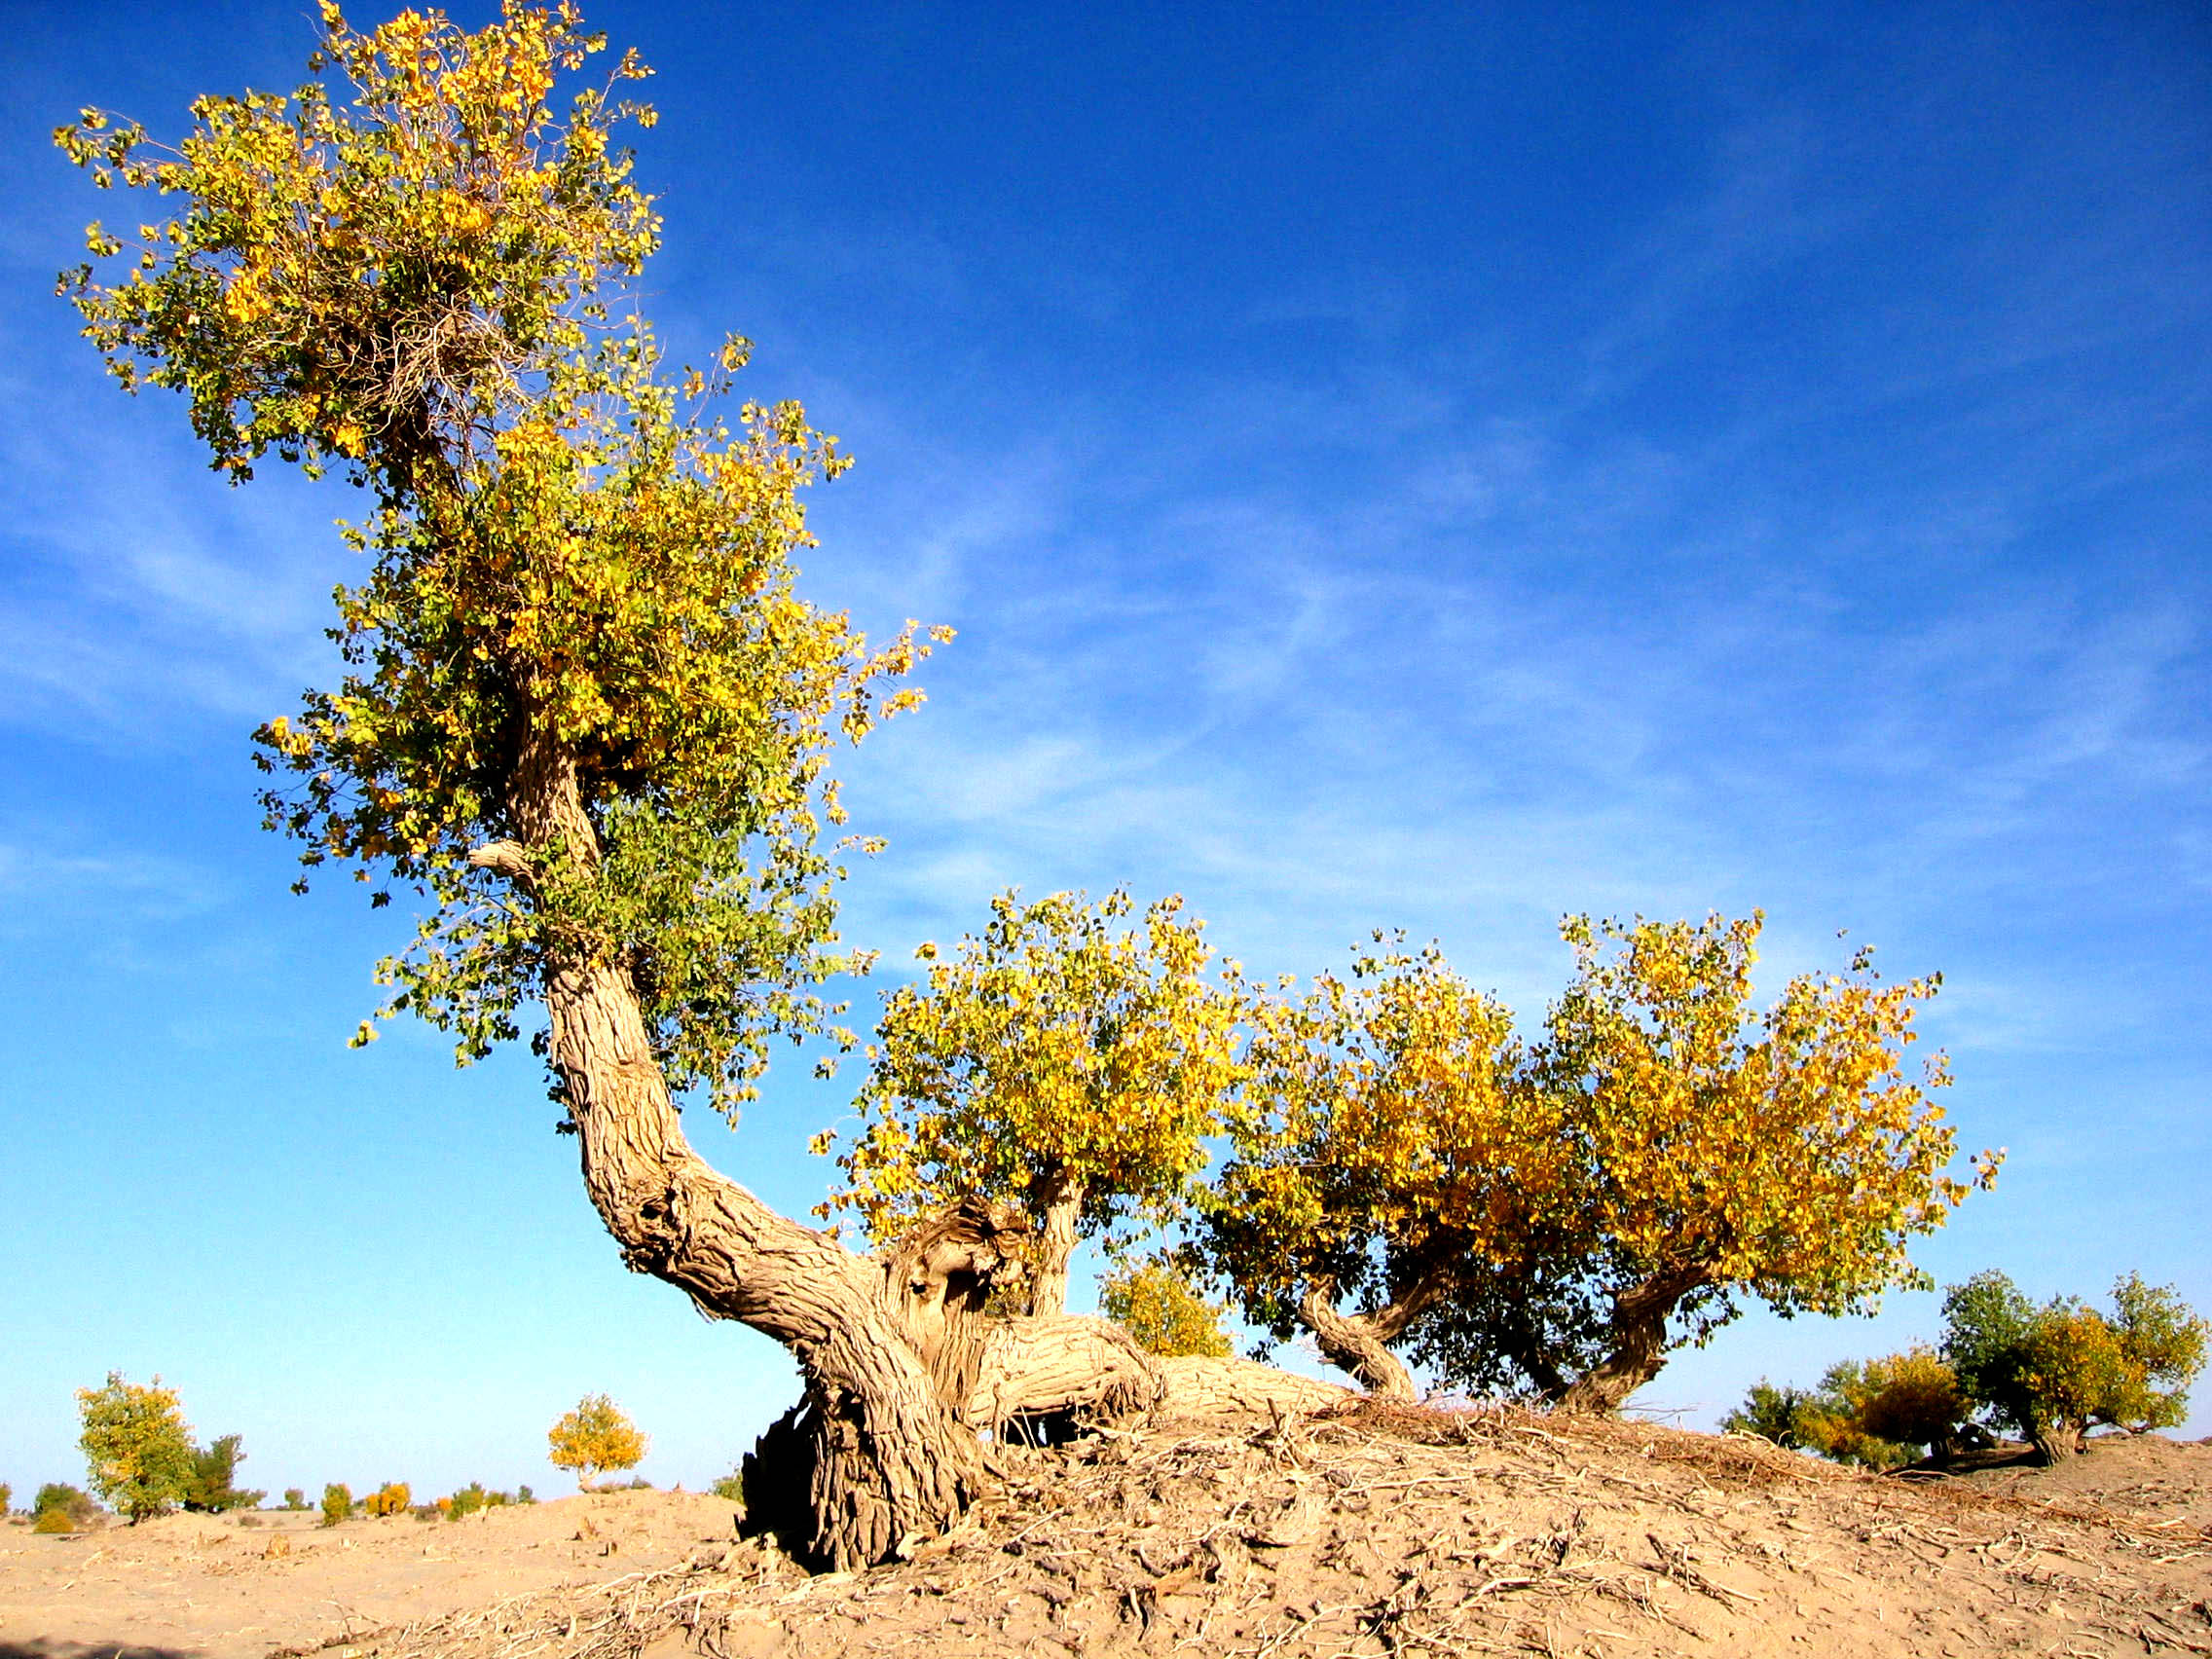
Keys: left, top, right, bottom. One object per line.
{"left": 488, "top": 734, "right": 989, "bottom": 1569}
{"left": 1295, "top": 1272, "right": 1452, "bottom": 1401}
{"left": 1023, "top": 1166, "right": 1085, "bottom": 1317}
{"left": 1552, "top": 1269, "right": 1708, "bottom": 1415}
{"left": 485, "top": 731, "right": 1357, "bottom": 1564}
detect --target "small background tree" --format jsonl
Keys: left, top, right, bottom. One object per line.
{"left": 1798, "top": 1348, "right": 1965, "bottom": 1468}
{"left": 77, "top": 1373, "right": 196, "bottom": 1523}
{"left": 1943, "top": 1271, "right": 2206, "bottom": 1461}
{"left": 361, "top": 1481, "right": 412, "bottom": 1518}
{"left": 182, "top": 1432, "right": 265, "bottom": 1513}
{"left": 548, "top": 1394, "right": 648, "bottom": 1490}
{"left": 33, "top": 1483, "right": 104, "bottom": 1532}
{"left": 1100, "top": 1257, "right": 1233, "bottom": 1358}
{"left": 1720, "top": 1381, "right": 1817, "bottom": 1450}
{"left": 319, "top": 1484, "right": 352, "bottom": 1527}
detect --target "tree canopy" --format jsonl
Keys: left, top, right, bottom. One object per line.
{"left": 1942, "top": 1270, "right": 2207, "bottom": 1459}
{"left": 58, "top": 0, "right": 942, "bottom": 1113}
{"left": 817, "top": 888, "right": 1246, "bottom": 1312}
{"left": 1202, "top": 913, "right": 1996, "bottom": 1411}
{"left": 547, "top": 1392, "right": 648, "bottom": 1489}
{"left": 77, "top": 1373, "right": 197, "bottom": 1523}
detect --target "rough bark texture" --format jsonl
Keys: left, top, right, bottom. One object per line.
{"left": 1553, "top": 1270, "right": 1707, "bottom": 1416}
{"left": 495, "top": 733, "right": 985, "bottom": 1570}
{"left": 1295, "top": 1272, "right": 1453, "bottom": 1400}
{"left": 2033, "top": 1420, "right": 2085, "bottom": 1464}
{"left": 1023, "top": 1168, "right": 1084, "bottom": 1317}
{"left": 969, "top": 1314, "right": 1164, "bottom": 1427}
{"left": 1154, "top": 1355, "right": 1351, "bottom": 1419}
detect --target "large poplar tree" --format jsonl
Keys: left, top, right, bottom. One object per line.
{"left": 55, "top": 0, "right": 1174, "bottom": 1568}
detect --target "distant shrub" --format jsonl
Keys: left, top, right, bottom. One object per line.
{"left": 516, "top": 1485, "right": 535, "bottom": 1504}
{"left": 412, "top": 1504, "right": 440, "bottom": 1522}
{"left": 361, "top": 1481, "right": 412, "bottom": 1518}
{"left": 620, "top": 1475, "right": 653, "bottom": 1490}
{"left": 547, "top": 1395, "right": 648, "bottom": 1491}
{"left": 34, "top": 1483, "right": 99, "bottom": 1526}
{"left": 32, "top": 1507, "right": 76, "bottom": 1534}
{"left": 1847, "top": 1347, "right": 1968, "bottom": 1457}
{"left": 320, "top": 1483, "right": 353, "bottom": 1527}
{"left": 283, "top": 1488, "right": 308, "bottom": 1511}
{"left": 444, "top": 1483, "right": 493, "bottom": 1520}
{"left": 0, "top": 1482, "right": 11, "bottom": 1515}
{"left": 1100, "top": 1258, "right": 1233, "bottom": 1359}
{"left": 709, "top": 1470, "right": 743, "bottom": 1502}
{"left": 1719, "top": 1381, "right": 1817, "bottom": 1450}
{"left": 1725, "top": 1348, "right": 1965, "bottom": 1471}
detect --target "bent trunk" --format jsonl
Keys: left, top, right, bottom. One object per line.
{"left": 495, "top": 733, "right": 1348, "bottom": 1564}
{"left": 497, "top": 735, "right": 985, "bottom": 1569}
{"left": 1295, "top": 1272, "right": 1453, "bottom": 1401}
{"left": 1552, "top": 1270, "right": 1706, "bottom": 1416}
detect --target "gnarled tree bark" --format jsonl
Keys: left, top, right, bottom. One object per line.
{"left": 1155, "top": 1355, "right": 1350, "bottom": 1419}
{"left": 488, "top": 732, "right": 1347, "bottom": 1567}
{"left": 497, "top": 732, "right": 991, "bottom": 1570}
{"left": 1295, "top": 1272, "right": 1453, "bottom": 1401}
{"left": 1022, "top": 1165, "right": 1085, "bottom": 1317}
{"left": 1551, "top": 1269, "right": 1709, "bottom": 1415}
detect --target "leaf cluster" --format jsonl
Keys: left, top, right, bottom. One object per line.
{"left": 1099, "top": 1256, "right": 1234, "bottom": 1359}
{"left": 1795, "top": 1347, "right": 1963, "bottom": 1468}
{"left": 818, "top": 889, "right": 1246, "bottom": 1247}
{"left": 58, "top": 1, "right": 944, "bottom": 1112}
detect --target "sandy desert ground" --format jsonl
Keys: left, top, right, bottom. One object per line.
{"left": 5, "top": 1408, "right": 2209, "bottom": 1659}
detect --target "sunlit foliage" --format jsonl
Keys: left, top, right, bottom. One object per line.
{"left": 1199, "top": 936, "right": 1545, "bottom": 1359}
{"left": 817, "top": 889, "right": 1245, "bottom": 1291}
{"left": 361, "top": 1480, "right": 413, "bottom": 1517}
{"left": 547, "top": 1392, "right": 646, "bottom": 1489}
{"left": 1719, "top": 1380, "right": 1818, "bottom": 1450}
{"left": 55, "top": 0, "right": 942, "bottom": 1114}
{"left": 76, "top": 1373, "right": 197, "bottom": 1523}
{"left": 1205, "top": 914, "right": 1993, "bottom": 1407}
{"left": 1944, "top": 1270, "right": 2207, "bottom": 1456}
{"left": 182, "top": 1432, "right": 265, "bottom": 1513}
{"left": 1100, "top": 1256, "right": 1234, "bottom": 1359}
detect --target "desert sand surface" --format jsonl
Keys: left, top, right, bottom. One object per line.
{"left": 5, "top": 1409, "right": 2210, "bottom": 1659}
{"left": 0, "top": 1489, "right": 738, "bottom": 1659}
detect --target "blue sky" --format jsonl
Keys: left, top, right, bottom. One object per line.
{"left": 2, "top": 0, "right": 2207, "bottom": 1499}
